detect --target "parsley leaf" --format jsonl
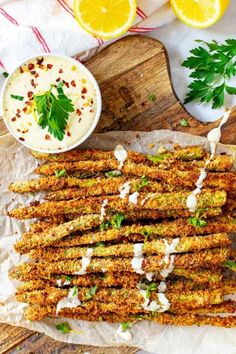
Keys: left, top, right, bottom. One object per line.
{"left": 55, "top": 169, "right": 67, "bottom": 178}
{"left": 11, "top": 94, "right": 24, "bottom": 101}
{"left": 34, "top": 82, "right": 74, "bottom": 141}
{"left": 148, "top": 93, "right": 157, "bottom": 101}
{"left": 135, "top": 176, "right": 149, "bottom": 191}
{"left": 147, "top": 153, "right": 171, "bottom": 164}
{"left": 2, "top": 71, "right": 9, "bottom": 78}
{"left": 121, "top": 322, "right": 131, "bottom": 331}
{"left": 111, "top": 212, "right": 125, "bottom": 229}
{"left": 56, "top": 322, "right": 71, "bottom": 334}
{"left": 100, "top": 221, "right": 111, "bottom": 231}
{"left": 183, "top": 39, "right": 236, "bottom": 109}
{"left": 189, "top": 216, "right": 207, "bottom": 228}
{"left": 180, "top": 119, "right": 189, "bottom": 127}
{"left": 145, "top": 282, "right": 157, "bottom": 299}
{"left": 86, "top": 285, "right": 98, "bottom": 300}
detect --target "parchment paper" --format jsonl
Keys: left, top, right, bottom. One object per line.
{"left": 0, "top": 130, "right": 236, "bottom": 354}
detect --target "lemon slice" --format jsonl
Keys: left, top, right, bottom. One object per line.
{"left": 74, "top": 0, "right": 137, "bottom": 40}
{"left": 170, "top": 0, "right": 230, "bottom": 28}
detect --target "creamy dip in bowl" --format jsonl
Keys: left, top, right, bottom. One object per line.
{"left": 1, "top": 54, "right": 101, "bottom": 153}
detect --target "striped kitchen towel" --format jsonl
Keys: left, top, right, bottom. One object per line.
{"left": 0, "top": 0, "right": 175, "bottom": 75}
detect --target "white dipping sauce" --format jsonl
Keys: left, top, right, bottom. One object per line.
{"left": 100, "top": 199, "right": 108, "bottom": 221}
{"left": 131, "top": 243, "right": 145, "bottom": 274}
{"left": 116, "top": 325, "right": 133, "bottom": 341}
{"left": 119, "top": 181, "right": 131, "bottom": 199}
{"left": 56, "top": 286, "right": 81, "bottom": 315}
{"left": 74, "top": 248, "right": 93, "bottom": 275}
{"left": 3, "top": 55, "right": 98, "bottom": 151}
{"left": 129, "top": 191, "right": 139, "bottom": 205}
{"left": 114, "top": 145, "right": 128, "bottom": 169}
{"left": 160, "top": 238, "right": 180, "bottom": 278}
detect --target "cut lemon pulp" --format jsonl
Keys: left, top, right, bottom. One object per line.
{"left": 170, "top": 0, "right": 230, "bottom": 28}
{"left": 74, "top": 0, "right": 137, "bottom": 40}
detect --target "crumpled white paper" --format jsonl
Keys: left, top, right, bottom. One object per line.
{"left": 0, "top": 130, "right": 236, "bottom": 354}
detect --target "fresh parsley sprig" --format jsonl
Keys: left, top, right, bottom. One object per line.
{"left": 183, "top": 39, "right": 236, "bottom": 109}
{"left": 34, "top": 82, "right": 74, "bottom": 141}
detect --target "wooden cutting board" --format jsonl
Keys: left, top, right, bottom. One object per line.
{"left": 1, "top": 35, "right": 236, "bottom": 354}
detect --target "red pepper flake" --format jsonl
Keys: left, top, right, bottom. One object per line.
{"left": 89, "top": 109, "right": 94, "bottom": 113}
{"left": 81, "top": 87, "right": 87, "bottom": 94}
{"left": 62, "top": 80, "right": 69, "bottom": 88}
{"left": 29, "top": 200, "right": 40, "bottom": 206}
{"left": 19, "top": 66, "right": 24, "bottom": 73}
{"left": 35, "top": 73, "right": 39, "bottom": 78}
{"left": 17, "top": 109, "right": 21, "bottom": 113}
{"left": 59, "top": 68, "right": 63, "bottom": 73}
{"left": 47, "top": 63, "right": 53, "bottom": 69}
{"left": 17, "top": 128, "right": 21, "bottom": 132}
{"left": 78, "top": 118, "right": 82, "bottom": 123}
{"left": 30, "top": 70, "right": 36, "bottom": 75}
{"left": 19, "top": 137, "right": 25, "bottom": 141}
{"left": 25, "top": 101, "right": 30, "bottom": 105}
{"left": 38, "top": 64, "right": 44, "bottom": 69}
{"left": 37, "top": 57, "right": 44, "bottom": 65}
{"left": 16, "top": 113, "right": 21, "bottom": 118}
{"left": 76, "top": 108, "right": 82, "bottom": 116}
{"left": 23, "top": 107, "right": 27, "bottom": 113}
{"left": 11, "top": 117, "right": 16, "bottom": 122}
{"left": 45, "top": 134, "right": 51, "bottom": 140}
{"left": 56, "top": 77, "right": 61, "bottom": 82}
{"left": 71, "top": 80, "right": 76, "bottom": 87}
{"left": 91, "top": 99, "right": 94, "bottom": 104}
{"left": 82, "top": 95, "right": 85, "bottom": 99}
{"left": 30, "top": 79, "right": 36, "bottom": 88}
{"left": 67, "top": 131, "right": 71, "bottom": 137}
{"left": 27, "top": 91, "right": 33, "bottom": 99}
{"left": 28, "top": 63, "right": 35, "bottom": 70}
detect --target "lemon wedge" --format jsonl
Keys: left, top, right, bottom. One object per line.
{"left": 74, "top": 0, "right": 137, "bottom": 40}
{"left": 170, "top": 0, "right": 230, "bottom": 28}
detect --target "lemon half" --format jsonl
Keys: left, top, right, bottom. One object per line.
{"left": 74, "top": 0, "right": 137, "bottom": 40}
{"left": 170, "top": 0, "right": 230, "bottom": 28}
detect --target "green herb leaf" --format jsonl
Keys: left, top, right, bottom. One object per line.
{"left": 148, "top": 93, "right": 157, "bottom": 101}
{"left": 86, "top": 285, "right": 98, "bottom": 300}
{"left": 95, "top": 241, "right": 105, "bottom": 247}
{"left": 224, "top": 260, "right": 236, "bottom": 270}
{"left": 146, "top": 282, "right": 157, "bottom": 299}
{"left": 105, "top": 170, "right": 122, "bottom": 178}
{"left": 135, "top": 175, "right": 149, "bottom": 191}
{"left": 121, "top": 322, "right": 131, "bottom": 331}
{"left": 2, "top": 71, "right": 9, "bottom": 78}
{"left": 183, "top": 39, "right": 236, "bottom": 109}
{"left": 34, "top": 82, "right": 74, "bottom": 141}
{"left": 111, "top": 212, "right": 125, "bottom": 229}
{"left": 71, "top": 286, "right": 78, "bottom": 297}
{"left": 56, "top": 321, "right": 71, "bottom": 334}
{"left": 141, "top": 227, "right": 152, "bottom": 242}
{"left": 180, "top": 119, "right": 190, "bottom": 127}
{"left": 100, "top": 221, "right": 111, "bottom": 231}
{"left": 65, "top": 275, "right": 72, "bottom": 282}
{"left": 147, "top": 153, "right": 171, "bottom": 164}
{"left": 11, "top": 94, "right": 24, "bottom": 101}
{"left": 189, "top": 216, "right": 207, "bottom": 228}
{"left": 55, "top": 169, "right": 67, "bottom": 178}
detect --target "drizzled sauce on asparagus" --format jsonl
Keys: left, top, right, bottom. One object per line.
{"left": 186, "top": 109, "right": 231, "bottom": 213}
{"left": 74, "top": 248, "right": 93, "bottom": 275}
{"left": 56, "top": 286, "right": 81, "bottom": 315}
{"left": 114, "top": 145, "right": 127, "bottom": 169}
{"left": 131, "top": 243, "right": 145, "bottom": 274}
{"left": 100, "top": 199, "right": 108, "bottom": 221}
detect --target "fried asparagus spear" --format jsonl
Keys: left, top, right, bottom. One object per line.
{"left": 20, "top": 215, "right": 236, "bottom": 253}
{"left": 24, "top": 305, "right": 236, "bottom": 326}
{"left": 30, "top": 146, "right": 206, "bottom": 162}
{"left": 8, "top": 190, "right": 226, "bottom": 220}
{"left": 10, "top": 248, "right": 230, "bottom": 278}
{"left": 28, "top": 233, "right": 231, "bottom": 261}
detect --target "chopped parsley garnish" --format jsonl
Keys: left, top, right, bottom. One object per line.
{"left": 34, "top": 82, "right": 74, "bottom": 141}
{"left": 111, "top": 212, "right": 125, "bottom": 229}
{"left": 95, "top": 241, "right": 105, "bottom": 247}
{"left": 11, "top": 94, "right": 24, "bottom": 101}
{"left": 55, "top": 169, "right": 67, "bottom": 178}
{"left": 56, "top": 321, "right": 71, "bottom": 334}
{"left": 148, "top": 93, "right": 157, "bottom": 101}
{"left": 72, "top": 286, "right": 78, "bottom": 297}
{"left": 189, "top": 216, "right": 207, "bottom": 228}
{"left": 105, "top": 170, "right": 122, "bottom": 178}
{"left": 145, "top": 282, "right": 157, "bottom": 299}
{"left": 136, "top": 175, "right": 149, "bottom": 191}
{"left": 224, "top": 260, "right": 236, "bottom": 270}
{"left": 147, "top": 153, "right": 171, "bottom": 164}
{"left": 121, "top": 322, "right": 131, "bottom": 331}
{"left": 65, "top": 275, "right": 72, "bottom": 282}
{"left": 182, "top": 39, "right": 236, "bottom": 109}
{"left": 2, "top": 71, "right": 9, "bottom": 78}
{"left": 86, "top": 285, "right": 98, "bottom": 300}
{"left": 180, "top": 118, "right": 190, "bottom": 127}
{"left": 100, "top": 221, "right": 111, "bottom": 231}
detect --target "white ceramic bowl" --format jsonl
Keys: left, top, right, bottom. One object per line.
{"left": 1, "top": 53, "right": 102, "bottom": 153}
